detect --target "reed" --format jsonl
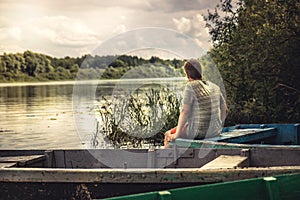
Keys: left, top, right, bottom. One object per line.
{"left": 92, "top": 86, "right": 181, "bottom": 148}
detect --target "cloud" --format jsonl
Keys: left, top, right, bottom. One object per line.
{"left": 93, "top": 28, "right": 206, "bottom": 59}
{"left": 113, "top": 24, "right": 127, "bottom": 34}
{"left": 0, "top": 0, "right": 218, "bottom": 57}
{"left": 0, "top": 26, "right": 22, "bottom": 41}
{"left": 173, "top": 17, "right": 191, "bottom": 33}
{"left": 0, "top": 16, "right": 11, "bottom": 28}
{"left": 146, "top": 0, "right": 219, "bottom": 12}
{"left": 43, "top": 0, "right": 151, "bottom": 12}
{"left": 0, "top": 44, "right": 25, "bottom": 54}
{"left": 1, "top": 0, "right": 218, "bottom": 14}
{"left": 32, "top": 16, "right": 99, "bottom": 47}
{"left": 173, "top": 14, "right": 211, "bottom": 50}
{"left": 0, "top": 15, "right": 101, "bottom": 56}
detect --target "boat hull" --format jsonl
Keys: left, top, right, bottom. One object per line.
{"left": 104, "top": 173, "right": 300, "bottom": 200}
{"left": 1, "top": 147, "right": 300, "bottom": 199}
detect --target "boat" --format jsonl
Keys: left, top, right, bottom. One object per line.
{"left": 103, "top": 173, "right": 300, "bottom": 200}
{"left": 1, "top": 146, "right": 300, "bottom": 199}
{"left": 171, "top": 123, "right": 300, "bottom": 149}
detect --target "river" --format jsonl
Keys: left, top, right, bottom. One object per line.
{"left": 0, "top": 78, "right": 185, "bottom": 149}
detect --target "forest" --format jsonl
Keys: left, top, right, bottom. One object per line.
{"left": 0, "top": 52, "right": 184, "bottom": 82}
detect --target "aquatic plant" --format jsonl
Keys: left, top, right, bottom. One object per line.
{"left": 92, "top": 86, "right": 181, "bottom": 148}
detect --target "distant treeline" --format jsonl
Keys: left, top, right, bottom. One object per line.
{"left": 0, "top": 51, "right": 185, "bottom": 82}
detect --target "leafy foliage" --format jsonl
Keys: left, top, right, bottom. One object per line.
{"left": 0, "top": 52, "right": 185, "bottom": 82}
{"left": 204, "top": 0, "right": 300, "bottom": 124}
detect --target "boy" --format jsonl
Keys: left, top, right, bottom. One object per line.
{"left": 164, "top": 58, "right": 227, "bottom": 148}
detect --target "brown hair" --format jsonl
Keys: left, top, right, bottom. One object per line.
{"left": 183, "top": 59, "right": 202, "bottom": 80}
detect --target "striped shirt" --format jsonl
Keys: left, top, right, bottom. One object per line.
{"left": 183, "top": 80, "right": 225, "bottom": 139}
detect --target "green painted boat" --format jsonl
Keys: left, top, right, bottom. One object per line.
{"left": 171, "top": 124, "right": 300, "bottom": 149}
{"left": 103, "top": 173, "right": 300, "bottom": 200}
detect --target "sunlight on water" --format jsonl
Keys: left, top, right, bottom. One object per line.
{"left": 0, "top": 78, "right": 185, "bottom": 149}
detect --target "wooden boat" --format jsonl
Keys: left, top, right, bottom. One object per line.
{"left": 103, "top": 173, "right": 300, "bottom": 200}
{"left": 1, "top": 146, "right": 300, "bottom": 199}
{"left": 171, "top": 123, "right": 300, "bottom": 149}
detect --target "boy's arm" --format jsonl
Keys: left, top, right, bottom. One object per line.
{"left": 172, "top": 104, "right": 190, "bottom": 140}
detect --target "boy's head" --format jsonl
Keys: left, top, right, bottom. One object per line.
{"left": 183, "top": 58, "right": 202, "bottom": 80}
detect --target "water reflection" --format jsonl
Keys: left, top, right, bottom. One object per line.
{"left": 0, "top": 79, "right": 185, "bottom": 149}
{"left": 0, "top": 82, "right": 82, "bottom": 149}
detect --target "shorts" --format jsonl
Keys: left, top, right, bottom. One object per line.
{"left": 170, "top": 127, "right": 177, "bottom": 134}
{"left": 170, "top": 124, "right": 188, "bottom": 136}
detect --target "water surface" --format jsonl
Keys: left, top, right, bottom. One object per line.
{"left": 0, "top": 78, "right": 185, "bottom": 149}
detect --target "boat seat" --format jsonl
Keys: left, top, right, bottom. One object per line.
{"left": 200, "top": 155, "right": 249, "bottom": 169}
{"left": 0, "top": 155, "right": 46, "bottom": 167}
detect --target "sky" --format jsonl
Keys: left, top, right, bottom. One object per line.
{"left": 0, "top": 0, "right": 220, "bottom": 58}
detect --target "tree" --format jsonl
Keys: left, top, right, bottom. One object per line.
{"left": 0, "top": 52, "right": 185, "bottom": 82}
{"left": 109, "top": 59, "right": 126, "bottom": 68}
{"left": 204, "top": 0, "right": 300, "bottom": 124}
{"left": 149, "top": 56, "right": 162, "bottom": 64}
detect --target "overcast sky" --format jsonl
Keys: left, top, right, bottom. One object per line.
{"left": 0, "top": 0, "right": 220, "bottom": 58}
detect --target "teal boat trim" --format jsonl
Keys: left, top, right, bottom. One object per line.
{"left": 171, "top": 124, "right": 300, "bottom": 148}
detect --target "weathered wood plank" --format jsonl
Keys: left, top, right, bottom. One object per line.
{"left": 200, "top": 155, "right": 249, "bottom": 169}
{"left": 0, "top": 163, "right": 16, "bottom": 168}
{"left": 0, "top": 150, "right": 46, "bottom": 157}
{"left": 1, "top": 167, "right": 300, "bottom": 183}
{"left": 0, "top": 155, "right": 45, "bottom": 166}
